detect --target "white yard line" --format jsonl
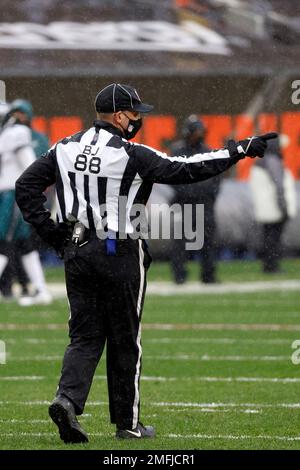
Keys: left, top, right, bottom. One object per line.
{"left": 152, "top": 402, "right": 300, "bottom": 409}
{"left": 0, "top": 432, "right": 107, "bottom": 438}
{"left": 167, "top": 408, "right": 262, "bottom": 414}
{"left": 0, "top": 376, "right": 45, "bottom": 381}
{"left": 47, "top": 280, "right": 300, "bottom": 297}
{"left": 0, "top": 324, "right": 66, "bottom": 330}
{"left": 0, "top": 419, "right": 49, "bottom": 423}
{"left": 165, "top": 433, "right": 300, "bottom": 441}
{"left": 0, "top": 431, "right": 299, "bottom": 442}
{"left": 183, "top": 376, "right": 300, "bottom": 383}
{"left": 147, "top": 280, "right": 300, "bottom": 295}
{"left": 0, "top": 433, "right": 56, "bottom": 437}
{"left": 7, "top": 356, "right": 62, "bottom": 361}
{"left": 0, "top": 401, "right": 52, "bottom": 405}
{"left": 139, "top": 376, "right": 300, "bottom": 383}
{"left": 4, "top": 338, "right": 67, "bottom": 347}
{"left": 0, "top": 375, "right": 299, "bottom": 384}
{"left": 5, "top": 354, "right": 291, "bottom": 362}
{"left": 144, "top": 354, "right": 290, "bottom": 361}
{"left": 144, "top": 338, "right": 293, "bottom": 344}
{"left": 142, "top": 324, "right": 300, "bottom": 331}
{"left": 4, "top": 337, "right": 294, "bottom": 345}
{"left": 1, "top": 400, "right": 300, "bottom": 409}
{"left": 1, "top": 323, "right": 300, "bottom": 331}
{"left": 0, "top": 416, "right": 90, "bottom": 423}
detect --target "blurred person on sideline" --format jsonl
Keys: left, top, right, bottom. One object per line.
{"left": 16, "top": 83, "right": 275, "bottom": 443}
{"left": 0, "top": 102, "right": 52, "bottom": 305}
{"left": 0, "top": 99, "right": 52, "bottom": 300}
{"left": 10, "top": 99, "right": 49, "bottom": 157}
{"left": 249, "top": 136, "right": 297, "bottom": 273}
{"left": 169, "top": 115, "right": 221, "bottom": 284}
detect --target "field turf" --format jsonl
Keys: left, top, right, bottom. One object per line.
{"left": 0, "top": 260, "right": 300, "bottom": 450}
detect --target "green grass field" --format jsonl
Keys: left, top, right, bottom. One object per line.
{"left": 45, "top": 258, "right": 300, "bottom": 283}
{"left": 1, "top": 260, "right": 300, "bottom": 450}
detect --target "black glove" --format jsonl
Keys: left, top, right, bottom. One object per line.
{"left": 35, "top": 220, "right": 72, "bottom": 258}
{"left": 228, "top": 132, "right": 278, "bottom": 159}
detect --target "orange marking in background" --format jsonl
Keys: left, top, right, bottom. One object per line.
{"left": 49, "top": 116, "right": 83, "bottom": 144}
{"left": 143, "top": 116, "right": 177, "bottom": 153}
{"left": 258, "top": 113, "right": 279, "bottom": 134}
{"left": 33, "top": 112, "right": 300, "bottom": 179}
{"left": 202, "top": 115, "right": 232, "bottom": 149}
{"left": 175, "top": 0, "right": 191, "bottom": 6}
{"left": 32, "top": 117, "right": 48, "bottom": 134}
{"left": 236, "top": 113, "right": 281, "bottom": 179}
{"left": 281, "top": 112, "right": 300, "bottom": 178}
{"left": 234, "top": 115, "right": 255, "bottom": 180}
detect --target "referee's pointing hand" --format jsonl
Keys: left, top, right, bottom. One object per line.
{"left": 236, "top": 132, "right": 278, "bottom": 158}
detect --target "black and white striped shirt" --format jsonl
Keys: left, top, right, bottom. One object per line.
{"left": 15, "top": 120, "right": 241, "bottom": 235}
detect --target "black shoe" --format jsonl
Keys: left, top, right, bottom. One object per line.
{"left": 116, "top": 422, "right": 155, "bottom": 439}
{"left": 48, "top": 395, "right": 88, "bottom": 444}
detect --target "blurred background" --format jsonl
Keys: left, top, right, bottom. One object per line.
{"left": 1, "top": 0, "right": 300, "bottom": 264}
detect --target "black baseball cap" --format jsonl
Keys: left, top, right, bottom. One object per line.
{"left": 95, "top": 83, "right": 154, "bottom": 114}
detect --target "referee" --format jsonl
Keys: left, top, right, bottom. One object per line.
{"left": 15, "top": 83, "right": 276, "bottom": 443}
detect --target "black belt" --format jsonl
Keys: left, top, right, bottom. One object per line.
{"left": 71, "top": 223, "right": 141, "bottom": 256}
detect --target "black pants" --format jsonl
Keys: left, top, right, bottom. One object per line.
{"left": 261, "top": 222, "right": 285, "bottom": 272}
{"left": 57, "top": 235, "right": 151, "bottom": 430}
{"left": 170, "top": 202, "right": 217, "bottom": 283}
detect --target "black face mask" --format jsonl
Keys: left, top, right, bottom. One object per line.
{"left": 122, "top": 114, "right": 142, "bottom": 139}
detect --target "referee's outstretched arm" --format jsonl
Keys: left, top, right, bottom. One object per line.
{"left": 126, "top": 141, "right": 244, "bottom": 184}
{"left": 15, "top": 133, "right": 276, "bottom": 232}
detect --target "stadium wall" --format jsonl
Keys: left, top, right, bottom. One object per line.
{"left": 5, "top": 75, "right": 300, "bottom": 179}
